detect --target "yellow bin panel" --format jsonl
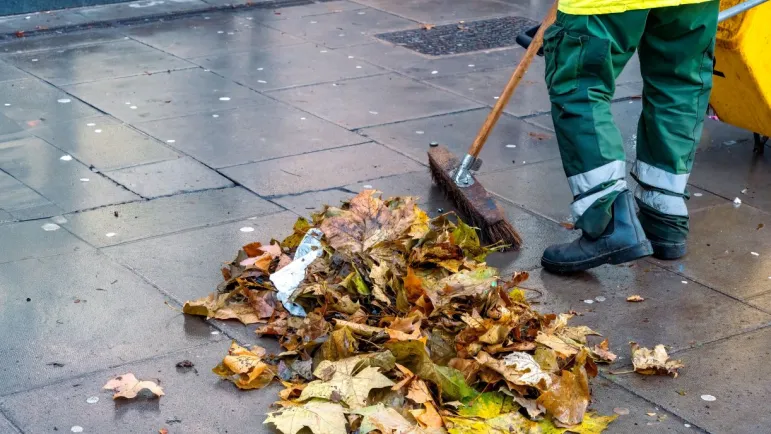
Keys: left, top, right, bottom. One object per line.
{"left": 711, "top": 0, "right": 771, "bottom": 137}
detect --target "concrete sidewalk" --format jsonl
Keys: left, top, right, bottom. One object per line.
{"left": 0, "top": 1, "right": 769, "bottom": 433}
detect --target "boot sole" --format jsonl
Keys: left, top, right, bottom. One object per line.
{"left": 651, "top": 242, "right": 687, "bottom": 260}
{"left": 541, "top": 240, "right": 654, "bottom": 274}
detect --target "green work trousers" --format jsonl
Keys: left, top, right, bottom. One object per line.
{"left": 544, "top": 2, "right": 719, "bottom": 241}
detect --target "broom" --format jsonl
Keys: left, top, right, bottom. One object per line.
{"left": 428, "top": 1, "right": 559, "bottom": 250}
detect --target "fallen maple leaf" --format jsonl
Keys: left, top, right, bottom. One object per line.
{"left": 299, "top": 356, "right": 395, "bottom": 409}
{"left": 419, "top": 23, "right": 435, "bottom": 30}
{"left": 159, "top": 429, "right": 168, "bottom": 434}
{"left": 591, "top": 339, "right": 618, "bottom": 363}
{"left": 626, "top": 295, "right": 645, "bottom": 302}
{"left": 536, "top": 350, "right": 592, "bottom": 427}
{"left": 213, "top": 342, "right": 276, "bottom": 389}
{"left": 103, "top": 373, "right": 164, "bottom": 399}
{"left": 264, "top": 401, "right": 347, "bottom": 434}
{"left": 630, "top": 342, "right": 684, "bottom": 377}
{"left": 410, "top": 401, "right": 443, "bottom": 428}
{"left": 355, "top": 404, "right": 416, "bottom": 433}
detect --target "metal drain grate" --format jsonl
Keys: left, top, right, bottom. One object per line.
{"left": 376, "top": 16, "right": 539, "bottom": 56}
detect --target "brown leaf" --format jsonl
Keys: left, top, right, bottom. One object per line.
{"left": 410, "top": 402, "right": 443, "bottom": 428}
{"left": 591, "top": 339, "right": 618, "bottom": 363}
{"left": 535, "top": 332, "right": 579, "bottom": 358}
{"left": 212, "top": 342, "right": 276, "bottom": 390}
{"left": 407, "top": 378, "right": 433, "bottom": 404}
{"left": 626, "top": 295, "right": 645, "bottom": 302}
{"left": 183, "top": 292, "right": 261, "bottom": 325}
{"left": 475, "top": 351, "right": 551, "bottom": 390}
{"left": 278, "top": 381, "right": 306, "bottom": 401}
{"left": 103, "top": 373, "right": 164, "bottom": 399}
{"left": 630, "top": 342, "right": 684, "bottom": 377}
{"left": 536, "top": 350, "right": 591, "bottom": 427}
{"left": 529, "top": 131, "right": 553, "bottom": 141}
{"left": 420, "top": 23, "right": 435, "bottom": 30}
{"left": 159, "top": 429, "right": 169, "bottom": 434}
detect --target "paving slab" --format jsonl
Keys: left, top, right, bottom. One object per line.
{"left": 0, "top": 137, "right": 140, "bottom": 213}
{"left": 0, "top": 169, "right": 53, "bottom": 214}
{"left": 192, "top": 41, "right": 385, "bottom": 91}
{"left": 341, "top": 42, "right": 522, "bottom": 80}
{"left": 221, "top": 141, "right": 424, "bottom": 196}
{"left": 0, "top": 341, "right": 281, "bottom": 434}
{"left": 0, "top": 78, "right": 100, "bottom": 136}
{"left": 359, "top": 108, "right": 559, "bottom": 173}
{"left": 0, "top": 61, "right": 28, "bottom": 83}
{"left": 105, "top": 156, "right": 233, "bottom": 198}
{"left": 690, "top": 135, "right": 771, "bottom": 214}
{"left": 64, "top": 68, "right": 272, "bottom": 123}
{"left": 8, "top": 203, "right": 65, "bottom": 221}
{"left": 590, "top": 379, "right": 698, "bottom": 433}
{"left": 0, "top": 414, "right": 19, "bottom": 434}
{"left": 611, "top": 326, "right": 771, "bottom": 434}
{"left": 650, "top": 204, "right": 771, "bottom": 300}
{"left": 74, "top": 0, "right": 210, "bottom": 22}
{"left": 479, "top": 160, "right": 726, "bottom": 224}
{"left": 236, "top": 0, "right": 366, "bottom": 21}
{"left": 61, "top": 187, "right": 281, "bottom": 248}
{"left": 511, "top": 264, "right": 771, "bottom": 358}
{"left": 3, "top": 39, "right": 194, "bottom": 86}
{"left": 32, "top": 115, "right": 181, "bottom": 171}
{"left": 0, "top": 29, "right": 124, "bottom": 54}
{"left": 0, "top": 219, "right": 91, "bottom": 264}
{"left": 264, "top": 7, "right": 415, "bottom": 49}
{"left": 134, "top": 102, "right": 367, "bottom": 169}
{"left": 272, "top": 188, "right": 356, "bottom": 216}
{"left": 0, "top": 251, "right": 222, "bottom": 395}
{"left": 269, "top": 73, "right": 482, "bottom": 129}
{"left": 126, "top": 13, "right": 304, "bottom": 59}
{"left": 352, "top": 0, "right": 525, "bottom": 24}
{"left": 103, "top": 212, "right": 296, "bottom": 344}
{"left": 428, "top": 63, "right": 642, "bottom": 118}
{"left": 0, "top": 10, "right": 90, "bottom": 34}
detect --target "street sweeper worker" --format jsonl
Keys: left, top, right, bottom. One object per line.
{"left": 540, "top": 0, "right": 720, "bottom": 273}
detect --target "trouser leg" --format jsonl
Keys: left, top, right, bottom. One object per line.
{"left": 544, "top": 10, "right": 647, "bottom": 238}
{"left": 632, "top": 1, "right": 719, "bottom": 243}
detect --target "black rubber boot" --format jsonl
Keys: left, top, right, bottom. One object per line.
{"left": 542, "top": 191, "right": 653, "bottom": 273}
{"left": 646, "top": 233, "right": 687, "bottom": 260}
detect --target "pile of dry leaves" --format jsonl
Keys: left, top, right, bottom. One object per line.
{"left": 183, "top": 190, "right": 628, "bottom": 434}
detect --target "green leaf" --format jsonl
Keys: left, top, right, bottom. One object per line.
{"left": 280, "top": 217, "right": 311, "bottom": 250}
{"left": 386, "top": 340, "right": 478, "bottom": 401}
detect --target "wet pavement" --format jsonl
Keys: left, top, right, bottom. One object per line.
{"left": 0, "top": 1, "right": 769, "bottom": 433}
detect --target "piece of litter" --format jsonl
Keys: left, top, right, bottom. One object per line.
{"left": 431, "top": 70, "right": 439, "bottom": 74}
{"left": 270, "top": 229, "right": 324, "bottom": 317}
{"left": 130, "top": 106, "right": 137, "bottom": 110}
{"left": 595, "top": 296, "right": 606, "bottom": 302}
{"left": 212, "top": 114, "right": 219, "bottom": 118}
{"left": 310, "top": 21, "right": 317, "bottom": 24}
{"left": 300, "top": 117, "right": 306, "bottom": 120}
{"left": 106, "top": 233, "right": 117, "bottom": 238}
{"left": 468, "top": 64, "right": 475, "bottom": 67}
{"left": 613, "top": 407, "right": 630, "bottom": 415}
{"left": 415, "top": 131, "right": 424, "bottom": 135}
{"left": 125, "top": 102, "right": 131, "bottom": 105}
{"left": 211, "top": 331, "right": 220, "bottom": 335}
{"left": 584, "top": 299, "right": 594, "bottom": 304}
{"left": 219, "top": 97, "right": 231, "bottom": 101}
{"left": 646, "top": 412, "right": 656, "bottom": 417}
{"left": 356, "top": 65, "right": 362, "bottom": 69}
{"left": 701, "top": 394, "right": 716, "bottom": 402}
{"left": 80, "top": 178, "right": 90, "bottom": 182}
{"left": 71, "top": 426, "right": 83, "bottom": 433}
{"left": 94, "top": 129, "right": 102, "bottom": 133}
{"left": 257, "top": 67, "right": 264, "bottom": 71}
{"left": 217, "top": 31, "right": 224, "bottom": 34}
{"left": 369, "top": 111, "right": 378, "bottom": 115}
{"left": 86, "top": 396, "right": 99, "bottom": 404}
{"left": 751, "top": 252, "right": 759, "bottom": 256}
{"left": 348, "top": 56, "right": 354, "bottom": 59}
{"left": 627, "top": 295, "right": 645, "bottom": 302}
{"left": 31, "top": 59, "right": 38, "bottom": 62}
{"left": 681, "top": 281, "right": 688, "bottom": 284}
{"left": 363, "top": 185, "right": 373, "bottom": 189}
{"left": 57, "top": 98, "right": 71, "bottom": 104}
{"left": 358, "top": 11, "right": 366, "bottom": 14}
{"left": 494, "top": 96, "right": 500, "bottom": 100}
{"left": 320, "top": 50, "right": 328, "bottom": 53}
{"left": 166, "top": 140, "right": 175, "bottom": 143}
{"left": 723, "top": 140, "right": 737, "bottom": 146}
{"left": 52, "top": 216, "right": 67, "bottom": 224}
{"left": 240, "top": 227, "right": 255, "bottom": 233}
{"left": 684, "top": 424, "right": 691, "bottom": 428}
{"left": 741, "top": 188, "right": 748, "bottom": 194}
{"left": 506, "top": 144, "right": 516, "bottom": 148}
{"left": 693, "top": 192, "right": 703, "bottom": 197}
{"left": 734, "top": 197, "right": 742, "bottom": 206}
{"left": 86, "top": 122, "right": 96, "bottom": 126}
{"left": 4, "top": 103, "right": 10, "bottom": 106}
{"left": 339, "top": 33, "right": 345, "bottom": 37}
{"left": 42, "top": 223, "right": 60, "bottom": 231}
{"left": 60, "top": 155, "right": 73, "bottom": 161}
{"left": 258, "top": 80, "right": 267, "bottom": 83}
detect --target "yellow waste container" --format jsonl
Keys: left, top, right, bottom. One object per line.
{"left": 710, "top": 0, "right": 771, "bottom": 143}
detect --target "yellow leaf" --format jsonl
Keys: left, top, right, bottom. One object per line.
{"left": 103, "top": 373, "right": 164, "bottom": 399}
{"left": 445, "top": 413, "right": 538, "bottom": 434}
{"left": 212, "top": 342, "right": 276, "bottom": 390}
{"left": 537, "top": 412, "right": 617, "bottom": 434}
{"left": 630, "top": 342, "right": 684, "bottom": 377}
{"left": 536, "top": 351, "right": 591, "bottom": 427}
{"left": 410, "top": 402, "right": 444, "bottom": 428}
{"left": 355, "top": 404, "right": 415, "bottom": 433}
{"left": 536, "top": 332, "right": 580, "bottom": 359}
{"left": 264, "top": 401, "right": 347, "bottom": 434}
{"left": 457, "top": 392, "right": 516, "bottom": 419}
{"left": 299, "top": 357, "right": 395, "bottom": 409}
{"left": 182, "top": 292, "right": 261, "bottom": 325}
{"left": 626, "top": 295, "right": 645, "bottom": 302}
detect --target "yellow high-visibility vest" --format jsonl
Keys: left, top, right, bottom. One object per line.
{"left": 559, "top": 0, "right": 714, "bottom": 15}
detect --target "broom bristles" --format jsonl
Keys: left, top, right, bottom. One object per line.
{"left": 428, "top": 147, "right": 522, "bottom": 250}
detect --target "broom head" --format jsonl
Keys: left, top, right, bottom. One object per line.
{"left": 428, "top": 145, "right": 522, "bottom": 250}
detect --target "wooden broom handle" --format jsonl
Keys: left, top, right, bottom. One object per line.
{"left": 467, "top": 1, "right": 559, "bottom": 157}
